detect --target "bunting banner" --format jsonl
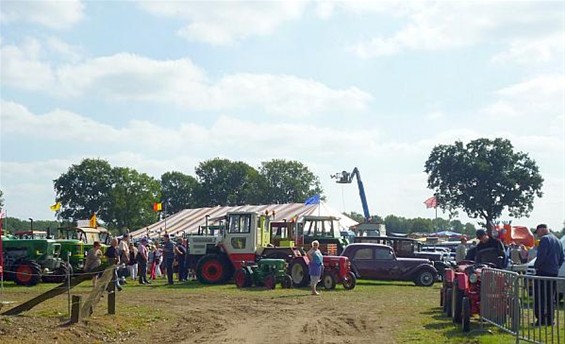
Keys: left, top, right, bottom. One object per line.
{"left": 153, "top": 202, "right": 162, "bottom": 212}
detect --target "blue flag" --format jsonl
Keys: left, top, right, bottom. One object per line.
{"left": 304, "top": 194, "right": 320, "bottom": 205}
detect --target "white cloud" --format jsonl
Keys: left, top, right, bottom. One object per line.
{"left": 348, "top": 2, "right": 562, "bottom": 58}
{"left": 481, "top": 75, "right": 565, "bottom": 132}
{"left": 492, "top": 33, "right": 565, "bottom": 66}
{"left": 137, "top": 1, "right": 306, "bottom": 46}
{"left": 0, "top": 0, "right": 84, "bottom": 29}
{"left": 1, "top": 40, "right": 373, "bottom": 116}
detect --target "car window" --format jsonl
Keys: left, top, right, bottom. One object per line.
{"left": 353, "top": 247, "right": 373, "bottom": 260}
{"left": 375, "top": 247, "right": 394, "bottom": 260}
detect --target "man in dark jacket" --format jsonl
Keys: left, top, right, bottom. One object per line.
{"left": 533, "top": 224, "right": 564, "bottom": 326}
{"left": 475, "top": 229, "right": 506, "bottom": 268}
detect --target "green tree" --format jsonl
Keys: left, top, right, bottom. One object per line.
{"left": 259, "top": 159, "right": 323, "bottom": 204}
{"left": 425, "top": 138, "right": 543, "bottom": 228}
{"left": 161, "top": 171, "right": 199, "bottom": 215}
{"left": 195, "top": 158, "right": 263, "bottom": 206}
{"left": 53, "top": 158, "right": 114, "bottom": 221}
{"left": 105, "top": 167, "right": 160, "bottom": 231}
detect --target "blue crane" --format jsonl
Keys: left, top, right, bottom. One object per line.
{"left": 332, "top": 168, "right": 371, "bottom": 222}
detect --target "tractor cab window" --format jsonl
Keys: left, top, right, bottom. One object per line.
{"left": 303, "top": 219, "right": 336, "bottom": 238}
{"left": 374, "top": 248, "right": 394, "bottom": 260}
{"left": 229, "top": 214, "right": 252, "bottom": 233}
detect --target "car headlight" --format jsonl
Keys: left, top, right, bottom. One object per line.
{"left": 469, "top": 273, "right": 478, "bottom": 284}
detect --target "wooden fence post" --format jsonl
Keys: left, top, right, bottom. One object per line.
{"left": 70, "top": 295, "right": 82, "bottom": 324}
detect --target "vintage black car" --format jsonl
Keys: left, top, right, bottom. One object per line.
{"left": 353, "top": 236, "right": 451, "bottom": 279}
{"left": 342, "top": 243, "right": 439, "bottom": 287}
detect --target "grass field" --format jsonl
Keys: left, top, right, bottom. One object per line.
{"left": 0, "top": 278, "right": 522, "bottom": 343}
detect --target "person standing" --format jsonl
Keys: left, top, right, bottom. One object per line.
{"left": 174, "top": 239, "right": 187, "bottom": 282}
{"left": 137, "top": 238, "right": 150, "bottom": 285}
{"left": 533, "top": 224, "right": 564, "bottom": 326}
{"left": 104, "top": 238, "right": 123, "bottom": 291}
{"left": 475, "top": 229, "right": 506, "bottom": 268}
{"left": 307, "top": 240, "right": 323, "bottom": 295}
{"left": 455, "top": 237, "right": 468, "bottom": 263}
{"left": 127, "top": 242, "right": 138, "bottom": 281}
{"left": 118, "top": 233, "right": 130, "bottom": 284}
{"left": 162, "top": 234, "right": 175, "bottom": 285}
{"left": 84, "top": 241, "right": 103, "bottom": 286}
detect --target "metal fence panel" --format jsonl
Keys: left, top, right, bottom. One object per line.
{"left": 481, "top": 268, "right": 565, "bottom": 344}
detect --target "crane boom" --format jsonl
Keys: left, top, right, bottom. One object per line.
{"left": 333, "top": 167, "right": 371, "bottom": 222}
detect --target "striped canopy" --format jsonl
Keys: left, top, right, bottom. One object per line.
{"left": 130, "top": 202, "right": 358, "bottom": 239}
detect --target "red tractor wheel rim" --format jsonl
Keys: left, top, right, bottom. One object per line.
{"left": 264, "top": 276, "right": 274, "bottom": 289}
{"left": 16, "top": 264, "right": 33, "bottom": 283}
{"left": 234, "top": 270, "right": 246, "bottom": 287}
{"left": 202, "top": 260, "right": 223, "bottom": 282}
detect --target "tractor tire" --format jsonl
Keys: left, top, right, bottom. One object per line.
{"left": 320, "top": 271, "right": 337, "bottom": 290}
{"left": 342, "top": 271, "right": 356, "bottom": 290}
{"left": 444, "top": 288, "right": 453, "bottom": 316}
{"left": 196, "top": 254, "right": 231, "bottom": 284}
{"left": 234, "top": 269, "right": 252, "bottom": 288}
{"left": 42, "top": 263, "right": 70, "bottom": 284}
{"left": 263, "top": 274, "right": 276, "bottom": 289}
{"left": 288, "top": 259, "right": 309, "bottom": 287}
{"left": 462, "top": 296, "right": 471, "bottom": 332}
{"left": 14, "top": 260, "right": 42, "bottom": 286}
{"left": 452, "top": 288, "right": 464, "bottom": 323}
{"left": 281, "top": 275, "right": 293, "bottom": 289}
{"left": 415, "top": 269, "right": 435, "bottom": 287}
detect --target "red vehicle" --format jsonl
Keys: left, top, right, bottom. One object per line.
{"left": 441, "top": 261, "right": 491, "bottom": 332}
{"left": 319, "top": 255, "right": 356, "bottom": 290}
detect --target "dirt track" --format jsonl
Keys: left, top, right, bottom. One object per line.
{"left": 0, "top": 280, "right": 430, "bottom": 344}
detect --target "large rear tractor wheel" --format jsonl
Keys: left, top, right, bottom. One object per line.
{"left": 462, "top": 296, "right": 471, "bottom": 332}
{"left": 263, "top": 274, "right": 276, "bottom": 289}
{"left": 234, "top": 269, "right": 252, "bottom": 288}
{"left": 196, "top": 254, "right": 231, "bottom": 284}
{"left": 288, "top": 259, "right": 309, "bottom": 287}
{"left": 320, "top": 271, "right": 337, "bottom": 290}
{"left": 342, "top": 271, "right": 357, "bottom": 290}
{"left": 14, "top": 260, "right": 42, "bottom": 286}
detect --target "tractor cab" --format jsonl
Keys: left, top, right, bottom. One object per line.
{"left": 296, "top": 216, "right": 348, "bottom": 255}
{"left": 221, "top": 212, "right": 271, "bottom": 266}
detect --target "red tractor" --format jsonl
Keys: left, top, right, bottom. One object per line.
{"left": 441, "top": 261, "right": 496, "bottom": 332}
{"left": 319, "top": 255, "right": 356, "bottom": 290}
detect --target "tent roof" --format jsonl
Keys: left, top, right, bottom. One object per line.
{"left": 130, "top": 202, "right": 358, "bottom": 239}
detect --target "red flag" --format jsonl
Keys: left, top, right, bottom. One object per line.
{"left": 424, "top": 196, "right": 438, "bottom": 208}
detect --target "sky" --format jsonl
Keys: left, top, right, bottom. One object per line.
{"left": 0, "top": 1, "right": 563, "bottom": 232}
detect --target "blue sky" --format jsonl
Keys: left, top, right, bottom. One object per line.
{"left": 0, "top": 1, "right": 563, "bottom": 231}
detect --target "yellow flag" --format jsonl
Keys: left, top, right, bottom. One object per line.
{"left": 89, "top": 213, "right": 97, "bottom": 228}
{"left": 50, "top": 202, "right": 62, "bottom": 212}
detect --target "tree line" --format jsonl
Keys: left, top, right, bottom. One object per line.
{"left": 50, "top": 158, "right": 323, "bottom": 232}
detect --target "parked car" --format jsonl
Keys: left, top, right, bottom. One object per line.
{"left": 342, "top": 243, "right": 439, "bottom": 287}
{"left": 354, "top": 236, "right": 452, "bottom": 280}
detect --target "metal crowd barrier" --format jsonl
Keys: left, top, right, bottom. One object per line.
{"left": 480, "top": 268, "right": 565, "bottom": 343}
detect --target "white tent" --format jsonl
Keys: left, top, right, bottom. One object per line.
{"left": 130, "top": 202, "right": 358, "bottom": 239}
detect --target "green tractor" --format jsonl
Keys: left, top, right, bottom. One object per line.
{"left": 56, "top": 226, "right": 111, "bottom": 272}
{"left": 234, "top": 258, "right": 293, "bottom": 289}
{"left": 1, "top": 235, "right": 69, "bottom": 286}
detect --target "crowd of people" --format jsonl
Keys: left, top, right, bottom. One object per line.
{"left": 83, "top": 232, "right": 195, "bottom": 291}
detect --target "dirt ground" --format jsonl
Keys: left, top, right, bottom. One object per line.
{"left": 0, "top": 279, "right": 434, "bottom": 344}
